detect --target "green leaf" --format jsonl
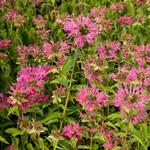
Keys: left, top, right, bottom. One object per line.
{"left": 5, "top": 128, "right": 24, "bottom": 137}
{"left": 61, "top": 57, "right": 74, "bottom": 77}
{"left": 51, "top": 78, "right": 69, "bottom": 87}
{"left": 78, "top": 145, "right": 90, "bottom": 149}
{"left": 51, "top": 0, "right": 55, "bottom": 5}
{"left": 107, "top": 112, "right": 121, "bottom": 120}
{"left": 112, "top": 146, "right": 121, "bottom": 150}
{"left": 132, "top": 134, "right": 147, "bottom": 150}
{"left": 40, "top": 112, "right": 61, "bottom": 124}
{"left": 0, "top": 136, "right": 9, "bottom": 144}
{"left": 38, "top": 138, "right": 45, "bottom": 150}
{"left": 8, "top": 107, "right": 19, "bottom": 116}
{"left": 26, "top": 143, "right": 34, "bottom": 150}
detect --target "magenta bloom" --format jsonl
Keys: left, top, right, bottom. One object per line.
{"left": 64, "top": 15, "right": 98, "bottom": 48}
{"left": 9, "top": 66, "right": 53, "bottom": 110}
{"left": 118, "top": 16, "right": 134, "bottom": 25}
{"left": 62, "top": 123, "right": 82, "bottom": 139}
{"left": 76, "top": 86, "right": 107, "bottom": 112}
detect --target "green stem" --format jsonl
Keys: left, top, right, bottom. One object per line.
{"left": 59, "top": 48, "right": 78, "bottom": 130}
{"left": 90, "top": 134, "right": 93, "bottom": 150}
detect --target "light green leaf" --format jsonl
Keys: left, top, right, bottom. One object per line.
{"left": 61, "top": 57, "right": 74, "bottom": 77}
{"left": 5, "top": 128, "right": 24, "bottom": 137}
{"left": 51, "top": 78, "right": 69, "bottom": 87}
{"left": 0, "top": 136, "right": 9, "bottom": 144}
{"left": 40, "top": 112, "right": 61, "bottom": 124}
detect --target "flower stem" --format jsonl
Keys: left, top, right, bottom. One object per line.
{"left": 90, "top": 134, "right": 93, "bottom": 150}
{"left": 59, "top": 48, "right": 78, "bottom": 131}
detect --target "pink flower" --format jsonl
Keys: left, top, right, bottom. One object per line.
{"left": 110, "top": 2, "right": 125, "bottom": 12}
{"left": 97, "top": 41, "right": 121, "bottom": 60}
{"left": 76, "top": 86, "right": 107, "bottom": 112}
{"left": 82, "top": 55, "right": 106, "bottom": 84}
{"left": 0, "top": 39, "right": 11, "bottom": 49}
{"left": 64, "top": 15, "right": 98, "bottom": 48}
{"left": 5, "top": 9, "right": 24, "bottom": 26}
{"left": 114, "top": 83, "right": 149, "bottom": 123}
{"left": 90, "top": 7, "right": 106, "bottom": 23}
{"left": 43, "top": 39, "right": 70, "bottom": 66}
{"left": 118, "top": 16, "right": 134, "bottom": 25}
{"left": 0, "top": 93, "right": 9, "bottom": 109}
{"left": 32, "top": 15, "right": 46, "bottom": 29}
{"left": 17, "top": 44, "right": 42, "bottom": 65}
{"left": 9, "top": 66, "right": 53, "bottom": 110}
{"left": 62, "top": 123, "right": 82, "bottom": 139}
{"left": 101, "top": 129, "right": 114, "bottom": 149}
{"left": 126, "top": 68, "right": 137, "bottom": 82}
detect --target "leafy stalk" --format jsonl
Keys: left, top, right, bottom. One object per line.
{"left": 59, "top": 48, "right": 78, "bottom": 130}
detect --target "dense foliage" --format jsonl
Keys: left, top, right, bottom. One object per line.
{"left": 0, "top": 0, "right": 150, "bottom": 149}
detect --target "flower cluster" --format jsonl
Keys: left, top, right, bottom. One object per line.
{"left": 97, "top": 41, "right": 121, "bottom": 60}
{"left": 82, "top": 55, "right": 107, "bottom": 84}
{"left": 109, "top": 2, "right": 125, "bottom": 12}
{"left": 62, "top": 123, "right": 82, "bottom": 139}
{"left": 17, "top": 44, "right": 42, "bottom": 65}
{"left": 5, "top": 9, "right": 24, "bottom": 26}
{"left": 118, "top": 16, "right": 134, "bottom": 25}
{"left": 8, "top": 66, "right": 52, "bottom": 110}
{"left": 43, "top": 39, "right": 70, "bottom": 66}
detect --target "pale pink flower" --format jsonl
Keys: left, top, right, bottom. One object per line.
{"left": 5, "top": 9, "right": 24, "bottom": 26}
{"left": 64, "top": 15, "right": 98, "bottom": 48}
{"left": 82, "top": 55, "right": 107, "bottom": 84}
{"left": 43, "top": 39, "right": 70, "bottom": 66}
{"left": 32, "top": 15, "right": 47, "bottom": 29}
{"left": 97, "top": 41, "right": 121, "bottom": 60}
{"left": 110, "top": 2, "right": 125, "bottom": 12}
{"left": 90, "top": 7, "right": 106, "bottom": 23}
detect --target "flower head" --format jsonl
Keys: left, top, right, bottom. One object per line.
{"left": 76, "top": 86, "right": 107, "bottom": 112}
{"left": 64, "top": 15, "right": 98, "bottom": 48}
{"left": 62, "top": 123, "right": 82, "bottom": 139}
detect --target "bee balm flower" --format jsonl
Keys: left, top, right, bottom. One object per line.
{"left": 64, "top": 15, "right": 98, "bottom": 48}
